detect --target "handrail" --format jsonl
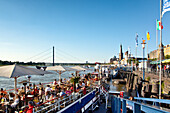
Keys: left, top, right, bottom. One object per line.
{"left": 35, "top": 94, "right": 74, "bottom": 113}
{"left": 134, "top": 97, "right": 170, "bottom": 104}
{"left": 58, "top": 89, "right": 96, "bottom": 113}
{"left": 111, "top": 96, "right": 170, "bottom": 113}
{"left": 34, "top": 88, "right": 93, "bottom": 113}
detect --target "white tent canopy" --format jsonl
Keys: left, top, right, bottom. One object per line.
{"left": 0, "top": 64, "right": 51, "bottom": 78}
{"left": 0, "top": 64, "right": 52, "bottom": 95}
{"left": 46, "top": 65, "right": 73, "bottom": 72}
{"left": 46, "top": 65, "right": 74, "bottom": 80}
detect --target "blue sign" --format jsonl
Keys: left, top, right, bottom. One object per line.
{"left": 162, "top": 0, "right": 170, "bottom": 16}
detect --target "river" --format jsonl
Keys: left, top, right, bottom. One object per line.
{"left": 0, "top": 66, "right": 125, "bottom": 92}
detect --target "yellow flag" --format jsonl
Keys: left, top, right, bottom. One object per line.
{"left": 147, "top": 32, "right": 150, "bottom": 40}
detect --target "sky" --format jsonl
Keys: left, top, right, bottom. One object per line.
{"left": 0, "top": 0, "right": 170, "bottom": 63}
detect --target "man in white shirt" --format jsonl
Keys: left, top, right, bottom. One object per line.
{"left": 45, "top": 85, "right": 51, "bottom": 100}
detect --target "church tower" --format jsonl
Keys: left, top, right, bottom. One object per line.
{"left": 119, "top": 44, "right": 123, "bottom": 60}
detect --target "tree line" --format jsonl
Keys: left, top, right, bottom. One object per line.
{"left": 0, "top": 60, "right": 45, "bottom": 66}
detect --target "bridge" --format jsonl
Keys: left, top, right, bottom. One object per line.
{"left": 22, "top": 46, "right": 99, "bottom": 66}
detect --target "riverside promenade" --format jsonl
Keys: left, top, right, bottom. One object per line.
{"left": 134, "top": 70, "right": 170, "bottom": 95}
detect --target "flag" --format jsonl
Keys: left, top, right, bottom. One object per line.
{"left": 135, "top": 33, "right": 138, "bottom": 47}
{"left": 157, "top": 20, "right": 163, "bottom": 30}
{"left": 147, "top": 32, "right": 150, "bottom": 40}
{"left": 142, "top": 38, "right": 145, "bottom": 43}
{"left": 162, "top": 0, "right": 170, "bottom": 16}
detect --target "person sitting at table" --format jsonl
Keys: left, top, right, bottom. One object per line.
{"left": 0, "top": 88, "right": 7, "bottom": 94}
{"left": 58, "top": 79, "right": 63, "bottom": 86}
{"left": 25, "top": 101, "right": 34, "bottom": 113}
{"left": 70, "top": 84, "right": 74, "bottom": 92}
{"left": 87, "top": 80, "right": 91, "bottom": 87}
{"left": 79, "top": 81, "right": 85, "bottom": 87}
{"left": 53, "top": 79, "right": 57, "bottom": 86}
{"left": 0, "top": 88, "right": 7, "bottom": 98}
{"left": 38, "top": 82, "right": 44, "bottom": 90}
{"left": 29, "top": 84, "right": 33, "bottom": 90}
{"left": 63, "top": 78, "right": 67, "bottom": 84}
{"left": 65, "top": 87, "right": 72, "bottom": 96}
{"left": 38, "top": 87, "right": 44, "bottom": 100}
{"left": 18, "top": 87, "right": 24, "bottom": 96}
{"left": 20, "top": 92, "right": 25, "bottom": 106}
{"left": 59, "top": 89, "right": 66, "bottom": 97}
{"left": 0, "top": 94, "right": 8, "bottom": 113}
{"left": 56, "top": 85, "right": 61, "bottom": 92}
{"left": 0, "top": 93, "right": 7, "bottom": 103}
{"left": 31, "top": 86, "right": 39, "bottom": 96}
{"left": 49, "top": 93, "right": 55, "bottom": 103}
{"left": 26, "top": 86, "right": 31, "bottom": 94}
{"left": 76, "top": 84, "right": 82, "bottom": 91}
{"left": 33, "top": 96, "right": 40, "bottom": 105}
{"left": 94, "top": 75, "right": 99, "bottom": 81}
{"left": 11, "top": 94, "right": 20, "bottom": 108}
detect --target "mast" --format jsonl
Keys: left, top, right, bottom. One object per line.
{"left": 53, "top": 46, "right": 55, "bottom": 66}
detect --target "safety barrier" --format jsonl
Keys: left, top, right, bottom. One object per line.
{"left": 58, "top": 90, "right": 98, "bottom": 113}
{"left": 33, "top": 87, "right": 95, "bottom": 113}
{"left": 111, "top": 96, "right": 170, "bottom": 113}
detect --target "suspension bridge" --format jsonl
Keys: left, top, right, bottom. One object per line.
{"left": 24, "top": 46, "right": 96, "bottom": 66}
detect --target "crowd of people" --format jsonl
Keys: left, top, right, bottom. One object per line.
{"left": 0, "top": 73, "right": 99, "bottom": 113}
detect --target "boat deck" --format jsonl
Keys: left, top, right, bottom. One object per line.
{"left": 84, "top": 102, "right": 108, "bottom": 113}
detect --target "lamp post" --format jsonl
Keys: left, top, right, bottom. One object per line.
{"left": 141, "top": 40, "right": 146, "bottom": 80}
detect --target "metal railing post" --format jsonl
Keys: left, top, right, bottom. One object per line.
{"left": 134, "top": 103, "right": 141, "bottom": 113}
{"left": 122, "top": 100, "right": 126, "bottom": 113}
{"left": 114, "top": 97, "right": 117, "bottom": 113}
{"left": 105, "top": 92, "right": 108, "bottom": 109}
{"left": 58, "top": 98, "right": 60, "bottom": 110}
{"left": 111, "top": 96, "right": 114, "bottom": 113}
{"left": 117, "top": 98, "right": 121, "bottom": 113}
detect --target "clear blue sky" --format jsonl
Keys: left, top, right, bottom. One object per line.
{"left": 0, "top": 0, "right": 170, "bottom": 63}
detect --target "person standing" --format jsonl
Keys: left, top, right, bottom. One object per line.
{"left": 167, "top": 64, "right": 170, "bottom": 77}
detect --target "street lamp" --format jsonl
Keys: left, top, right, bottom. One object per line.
{"left": 141, "top": 40, "right": 146, "bottom": 80}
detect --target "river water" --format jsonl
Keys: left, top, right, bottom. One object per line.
{"left": 0, "top": 66, "right": 125, "bottom": 92}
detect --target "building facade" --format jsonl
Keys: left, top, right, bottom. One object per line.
{"left": 149, "top": 44, "right": 170, "bottom": 60}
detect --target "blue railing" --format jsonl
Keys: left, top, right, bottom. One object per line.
{"left": 134, "top": 97, "right": 170, "bottom": 106}
{"left": 111, "top": 96, "right": 170, "bottom": 113}
{"left": 58, "top": 90, "right": 96, "bottom": 113}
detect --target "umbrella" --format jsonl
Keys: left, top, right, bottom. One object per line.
{"left": 70, "top": 66, "right": 86, "bottom": 71}
{"left": 46, "top": 65, "right": 73, "bottom": 80}
{"left": 0, "top": 64, "right": 52, "bottom": 95}
{"left": 70, "top": 66, "right": 87, "bottom": 76}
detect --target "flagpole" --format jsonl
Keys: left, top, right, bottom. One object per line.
{"left": 159, "top": 0, "right": 162, "bottom": 99}
{"left": 135, "top": 44, "right": 137, "bottom": 73}
{"left": 135, "top": 33, "right": 137, "bottom": 74}
{"left": 156, "top": 19, "right": 158, "bottom": 75}
{"left": 147, "top": 36, "right": 148, "bottom": 73}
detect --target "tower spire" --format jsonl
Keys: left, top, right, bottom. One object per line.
{"left": 119, "top": 44, "right": 123, "bottom": 60}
